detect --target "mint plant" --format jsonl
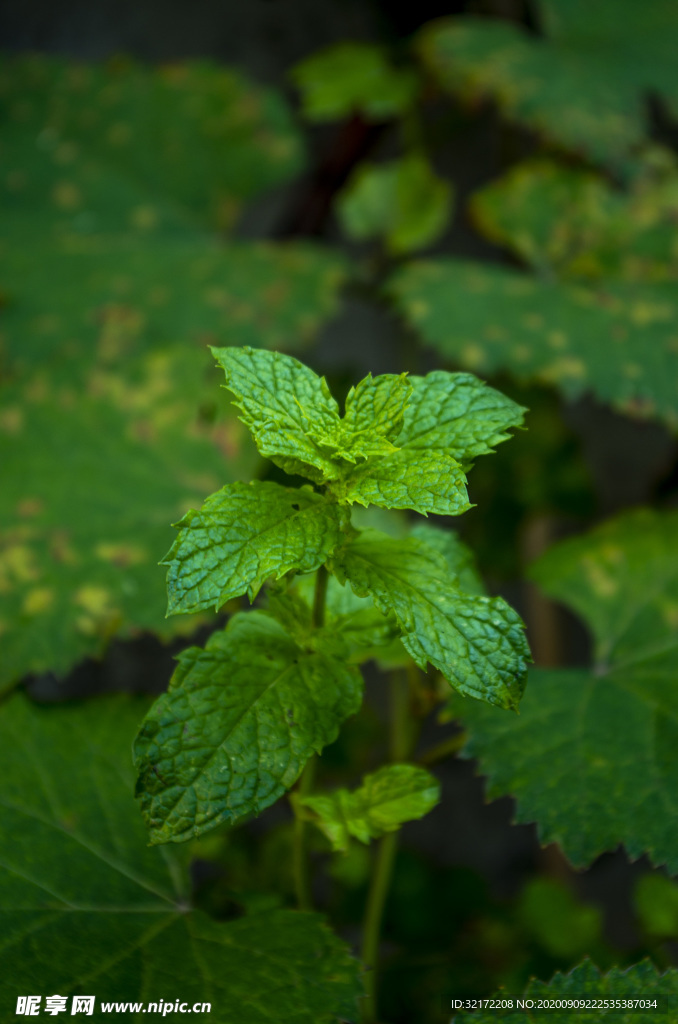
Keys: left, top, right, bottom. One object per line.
{"left": 133, "top": 346, "right": 529, "bottom": 1021}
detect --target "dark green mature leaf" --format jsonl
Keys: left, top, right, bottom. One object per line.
{"left": 451, "top": 958, "right": 678, "bottom": 1023}
{"left": 388, "top": 258, "right": 678, "bottom": 427}
{"left": 289, "top": 42, "right": 418, "bottom": 122}
{"left": 299, "top": 764, "right": 440, "bottom": 851}
{"left": 451, "top": 509, "right": 678, "bottom": 870}
{"left": 0, "top": 351, "right": 258, "bottom": 693}
{"left": 163, "top": 481, "right": 350, "bottom": 615}
{"left": 330, "top": 530, "right": 529, "bottom": 709}
{"left": 418, "top": 2, "right": 678, "bottom": 173}
{"left": 0, "top": 694, "right": 363, "bottom": 1022}
{"left": 337, "top": 154, "right": 453, "bottom": 254}
{"left": 135, "top": 611, "right": 363, "bottom": 843}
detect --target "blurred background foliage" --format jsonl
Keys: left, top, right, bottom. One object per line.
{"left": 3, "top": 0, "right": 678, "bottom": 1020}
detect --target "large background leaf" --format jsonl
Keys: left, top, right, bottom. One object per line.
{"left": 0, "top": 693, "right": 363, "bottom": 1022}
{"left": 448, "top": 509, "right": 678, "bottom": 871}
{"left": 417, "top": 1, "right": 678, "bottom": 174}
{"left": 0, "top": 55, "right": 347, "bottom": 689}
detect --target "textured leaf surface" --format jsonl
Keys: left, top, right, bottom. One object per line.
{"left": 330, "top": 530, "right": 529, "bottom": 709}
{"left": 334, "top": 449, "right": 470, "bottom": 516}
{"left": 164, "top": 481, "right": 349, "bottom": 615}
{"left": 212, "top": 346, "right": 342, "bottom": 481}
{"left": 0, "top": 694, "right": 363, "bottom": 1022}
{"left": 299, "top": 764, "right": 440, "bottom": 851}
{"left": 451, "top": 509, "right": 678, "bottom": 870}
{"left": 396, "top": 371, "right": 525, "bottom": 466}
{"left": 0, "top": 353, "right": 258, "bottom": 693}
{"left": 135, "top": 612, "right": 363, "bottom": 843}
{"left": 388, "top": 258, "right": 678, "bottom": 426}
{"left": 418, "top": 3, "right": 678, "bottom": 172}
{"left": 289, "top": 42, "right": 418, "bottom": 122}
{"left": 337, "top": 154, "right": 453, "bottom": 254}
{"left": 451, "top": 958, "right": 678, "bottom": 1023}
{"left": 320, "top": 372, "right": 411, "bottom": 461}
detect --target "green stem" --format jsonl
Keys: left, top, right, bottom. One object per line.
{"left": 292, "top": 756, "right": 316, "bottom": 911}
{"left": 292, "top": 565, "right": 329, "bottom": 910}
{"left": 360, "top": 831, "right": 398, "bottom": 1022}
{"left": 312, "top": 564, "right": 329, "bottom": 629}
{"left": 361, "top": 669, "right": 415, "bottom": 1023}
{"left": 417, "top": 731, "right": 467, "bottom": 768}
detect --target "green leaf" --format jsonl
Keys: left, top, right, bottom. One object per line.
{"left": 0, "top": 351, "right": 259, "bottom": 694}
{"left": 469, "top": 159, "right": 623, "bottom": 276}
{"left": 337, "top": 154, "right": 453, "bottom": 254}
{"left": 289, "top": 42, "right": 418, "bottom": 122}
{"left": 212, "top": 346, "right": 342, "bottom": 482}
{"left": 163, "top": 481, "right": 349, "bottom": 615}
{"left": 451, "top": 958, "right": 678, "bottom": 1023}
{"left": 330, "top": 530, "right": 529, "bottom": 709}
{"left": 451, "top": 509, "right": 678, "bottom": 870}
{"left": 387, "top": 258, "right": 678, "bottom": 427}
{"left": 635, "top": 874, "right": 678, "bottom": 939}
{"left": 470, "top": 157, "right": 678, "bottom": 283}
{"left": 299, "top": 764, "right": 440, "bottom": 852}
{"left": 410, "top": 522, "right": 485, "bottom": 596}
{"left": 0, "top": 694, "right": 363, "bottom": 1022}
{"left": 396, "top": 371, "right": 526, "bottom": 466}
{"left": 135, "top": 611, "right": 363, "bottom": 843}
{"left": 418, "top": 3, "right": 678, "bottom": 173}
{"left": 317, "top": 372, "right": 412, "bottom": 461}
{"left": 333, "top": 449, "right": 470, "bottom": 516}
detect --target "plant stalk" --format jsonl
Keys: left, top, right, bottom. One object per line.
{"left": 361, "top": 669, "right": 415, "bottom": 1023}
{"left": 293, "top": 565, "right": 329, "bottom": 910}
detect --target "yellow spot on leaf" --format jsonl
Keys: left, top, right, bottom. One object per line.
{"left": 52, "top": 181, "right": 82, "bottom": 209}
{"left": 130, "top": 205, "right": 157, "bottom": 230}
{"left": 583, "top": 557, "right": 617, "bottom": 598}
{"left": 0, "top": 406, "right": 23, "bottom": 434}
{"left": 95, "top": 542, "right": 147, "bottom": 567}
{"left": 542, "top": 357, "right": 587, "bottom": 382}
{"left": 407, "top": 300, "right": 429, "bottom": 320}
{"left": 108, "top": 122, "right": 132, "bottom": 146}
{"left": 23, "top": 587, "right": 54, "bottom": 616}
{"left": 461, "top": 344, "right": 486, "bottom": 369}
{"left": 522, "top": 313, "right": 544, "bottom": 330}
{"left": 0, "top": 544, "right": 39, "bottom": 590}
{"left": 623, "top": 363, "right": 642, "bottom": 379}
{"left": 73, "top": 586, "right": 120, "bottom": 636}
{"left": 16, "top": 498, "right": 43, "bottom": 518}
{"left": 547, "top": 330, "right": 568, "bottom": 350}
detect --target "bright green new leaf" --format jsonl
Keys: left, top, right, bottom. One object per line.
{"left": 388, "top": 258, "right": 678, "bottom": 427}
{"left": 450, "top": 509, "right": 678, "bottom": 870}
{"left": 330, "top": 530, "right": 529, "bottom": 709}
{"left": 211, "top": 346, "right": 342, "bottom": 482}
{"left": 299, "top": 764, "right": 440, "bottom": 851}
{"left": 135, "top": 611, "right": 363, "bottom": 843}
{"left": 451, "top": 958, "right": 678, "bottom": 1023}
{"left": 395, "top": 371, "right": 526, "bottom": 467}
{"left": 337, "top": 154, "right": 453, "bottom": 254}
{"left": 289, "top": 42, "right": 418, "bottom": 122}
{"left": 418, "top": 2, "right": 678, "bottom": 173}
{"left": 317, "top": 373, "right": 412, "bottom": 461}
{"left": 333, "top": 449, "right": 470, "bottom": 516}
{"left": 163, "top": 481, "right": 349, "bottom": 615}
{"left": 0, "top": 694, "right": 363, "bottom": 1022}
